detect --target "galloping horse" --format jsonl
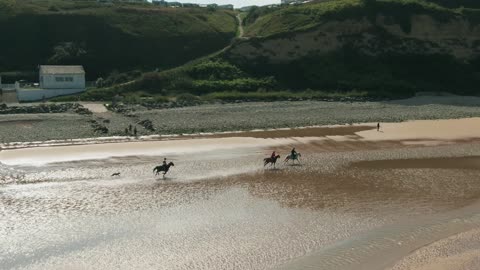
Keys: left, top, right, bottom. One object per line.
{"left": 153, "top": 162, "right": 175, "bottom": 177}
{"left": 284, "top": 153, "right": 301, "bottom": 164}
{"left": 264, "top": 155, "right": 281, "bottom": 168}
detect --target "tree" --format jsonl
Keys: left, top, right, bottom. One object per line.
{"left": 47, "top": 42, "right": 86, "bottom": 65}
{"left": 96, "top": 78, "right": 104, "bottom": 88}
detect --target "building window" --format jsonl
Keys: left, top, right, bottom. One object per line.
{"left": 55, "top": 77, "right": 64, "bottom": 82}
{"left": 65, "top": 77, "right": 74, "bottom": 82}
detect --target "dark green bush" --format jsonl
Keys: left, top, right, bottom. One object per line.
{"left": 187, "top": 61, "right": 245, "bottom": 80}
{"left": 191, "top": 77, "right": 277, "bottom": 94}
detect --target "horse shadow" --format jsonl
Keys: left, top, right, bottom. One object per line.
{"left": 285, "top": 163, "right": 303, "bottom": 167}
{"left": 155, "top": 176, "right": 175, "bottom": 181}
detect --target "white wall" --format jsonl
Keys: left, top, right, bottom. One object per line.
{"left": 17, "top": 88, "right": 85, "bottom": 102}
{"left": 40, "top": 74, "right": 85, "bottom": 89}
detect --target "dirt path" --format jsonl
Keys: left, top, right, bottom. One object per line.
{"left": 236, "top": 14, "right": 245, "bottom": 38}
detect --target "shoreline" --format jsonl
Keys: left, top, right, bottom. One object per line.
{"left": 0, "top": 123, "right": 373, "bottom": 151}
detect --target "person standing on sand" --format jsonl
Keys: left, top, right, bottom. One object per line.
{"left": 377, "top": 123, "right": 380, "bottom": 132}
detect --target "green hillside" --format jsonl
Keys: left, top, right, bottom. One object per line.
{"left": 243, "top": 0, "right": 479, "bottom": 37}
{"left": 0, "top": 0, "right": 237, "bottom": 80}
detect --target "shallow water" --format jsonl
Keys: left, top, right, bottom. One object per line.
{"left": 2, "top": 138, "right": 480, "bottom": 270}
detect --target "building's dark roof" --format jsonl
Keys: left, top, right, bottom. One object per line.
{"left": 40, "top": 65, "right": 85, "bottom": 75}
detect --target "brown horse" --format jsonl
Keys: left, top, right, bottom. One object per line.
{"left": 264, "top": 155, "right": 281, "bottom": 168}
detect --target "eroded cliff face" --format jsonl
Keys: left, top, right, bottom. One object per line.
{"left": 227, "top": 15, "right": 480, "bottom": 63}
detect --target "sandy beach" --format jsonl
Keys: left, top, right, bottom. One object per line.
{"left": 1, "top": 113, "right": 480, "bottom": 269}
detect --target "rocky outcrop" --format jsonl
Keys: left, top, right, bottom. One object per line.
{"left": 0, "top": 103, "right": 84, "bottom": 114}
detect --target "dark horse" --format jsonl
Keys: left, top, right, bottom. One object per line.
{"left": 264, "top": 155, "right": 281, "bottom": 168}
{"left": 153, "top": 162, "right": 175, "bottom": 177}
{"left": 284, "top": 153, "right": 301, "bottom": 164}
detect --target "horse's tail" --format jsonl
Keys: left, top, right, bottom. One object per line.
{"left": 264, "top": 158, "right": 270, "bottom": 166}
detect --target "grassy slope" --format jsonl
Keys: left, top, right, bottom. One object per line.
{"left": 0, "top": 0, "right": 237, "bottom": 80}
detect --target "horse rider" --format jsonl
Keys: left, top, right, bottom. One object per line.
{"left": 291, "top": 147, "right": 297, "bottom": 159}
{"left": 271, "top": 151, "right": 276, "bottom": 159}
{"left": 163, "top": 158, "right": 167, "bottom": 167}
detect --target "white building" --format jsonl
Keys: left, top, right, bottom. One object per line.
{"left": 39, "top": 65, "right": 85, "bottom": 89}
{"left": 15, "top": 65, "right": 87, "bottom": 102}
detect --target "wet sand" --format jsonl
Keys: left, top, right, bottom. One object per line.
{"left": 352, "top": 156, "right": 480, "bottom": 170}
{"left": 388, "top": 227, "right": 480, "bottom": 270}
{"left": 2, "top": 118, "right": 480, "bottom": 270}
